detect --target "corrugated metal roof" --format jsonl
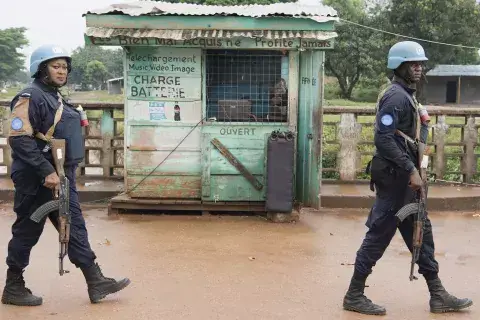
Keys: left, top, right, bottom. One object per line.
{"left": 85, "top": 27, "right": 338, "bottom": 40}
{"left": 427, "top": 65, "right": 480, "bottom": 77}
{"left": 84, "top": 1, "right": 338, "bottom": 22}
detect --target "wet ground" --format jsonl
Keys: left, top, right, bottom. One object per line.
{"left": 0, "top": 203, "right": 478, "bottom": 320}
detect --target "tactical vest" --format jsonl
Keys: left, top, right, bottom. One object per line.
{"left": 374, "top": 82, "right": 428, "bottom": 144}
{"left": 23, "top": 82, "right": 84, "bottom": 166}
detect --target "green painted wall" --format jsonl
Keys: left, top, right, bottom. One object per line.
{"left": 201, "top": 124, "right": 289, "bottom": 202}
{"left": 296, "top": 50, "right": 324, "bottom": 209}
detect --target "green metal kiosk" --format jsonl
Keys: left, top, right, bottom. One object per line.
{"left": 83, "top": 1, "right": 338, "bottom": 220}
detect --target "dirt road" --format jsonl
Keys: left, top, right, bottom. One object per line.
{"left": 0, "top": 204, "right": 477, "bottom": 320}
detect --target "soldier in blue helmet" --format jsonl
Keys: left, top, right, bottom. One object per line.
{"left": 342, "top": 41, "right": 473, "bottom": 315}
{"left": 1, "top": 45, "right": 130, "bottom": 306}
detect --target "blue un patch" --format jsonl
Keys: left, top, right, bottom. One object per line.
{"left": 11, "top": 117, "right": 23, "bottom": 130}
{"left": 380, "top": 114, "right": 394, "bottom": 126}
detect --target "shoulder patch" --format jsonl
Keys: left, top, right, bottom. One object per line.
{"left": 380, "top": 114, "right": 394, "bottom": 126}
{"left": 20, "top": 92, "right": 31, "bottom": 98}
{"left": 8, "top": 96, "right": 34, "bottom": 137}
{"left": 11, "top": 117, "right": 23, "bottom": 130}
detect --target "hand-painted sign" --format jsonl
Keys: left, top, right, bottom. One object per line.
{"left": 88, "top": 36, "right": 334, "bottom": 50}
{"left": 219, "top": 127, "right": 257, "bottom": 136}
{"left": 127, "top": 47, "right": 202, "bottom": 101}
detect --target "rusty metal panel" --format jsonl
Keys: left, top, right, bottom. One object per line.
{"left": 126, "top": 176, "right": 201, "bottom": 199}
{"left": 84, "top": 2, "right": 339, "bottom": 21}
{"left": 126, "top": 151, "right": 201, "bottom": 175}
{"left": 128, "top": 125, "right": 201, "bottom": 150}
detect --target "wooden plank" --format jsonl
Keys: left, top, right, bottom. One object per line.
{"left": 126, "top": 175, "right": 201, "bottom": 199}
{"left": 126, "top": 150, "right": 201, "bottom": 175}
{"left": 288, "top": 51, "right": 300, "bottom": 131}
{"left": 85, "top": 15, "right": 336, "bottom": 31}
{"left": 210, "top": 149, "right": 265, "bottom": 175}
{"left": 206, "top": 175, "right": 265, "bottom": 201}
{"left": 201, "top": 133, "right": 211, "bottom": 198}
{"left": 210, "top": 138, "right": 263, "bottom": 191}
{"left": 128, "top": 125, "right": 201, "bottom": 150}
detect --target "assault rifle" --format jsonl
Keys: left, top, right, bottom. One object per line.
{"left": 30, "top": 139, "right": 71, "bottom": 276}
{"left": 395, "top": 140, "right": 429, "bottom": 281}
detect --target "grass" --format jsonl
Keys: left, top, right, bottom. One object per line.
{"left": 0, "top": 87, "right": 21, "bottom": 100}
{"left": 324, "top": 99, "right": 376, "bottom": 107}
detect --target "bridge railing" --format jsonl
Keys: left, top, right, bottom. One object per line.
{"left": 0, "top": 100, "right": 125, "bottom": 179}
{"left": 1, "top": 99, "right": 478, "bottom": 184}
{"left": 322, "top": 106, "right": 480, "bottom": 184}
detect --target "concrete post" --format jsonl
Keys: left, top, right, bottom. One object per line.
{"left": 433, "top": 115, "right": 448, "bottom": 180}
{"left": 462, "top": 116, "right": 478, "bottom": 183}
{"left": 337, "top": 113, "right": 361, "bottom": 180}
{"left": 101, "top": 109, "right": 115, "bottom": 178}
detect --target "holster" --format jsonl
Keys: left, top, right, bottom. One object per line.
{"left": 365, "top": 159, "right": 375, "bottom": 192}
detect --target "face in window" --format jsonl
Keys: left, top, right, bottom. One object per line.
{"left": 47, "top": 58, "right": 69, "bottom": 87}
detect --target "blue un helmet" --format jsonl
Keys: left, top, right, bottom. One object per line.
{"left": 387, "top": 41, "right": 428, "bottom": 70}
{"left": 29, "top": 44, "right": 72, "bottom": 78}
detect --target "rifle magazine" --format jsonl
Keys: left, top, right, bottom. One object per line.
{"left": 30, "top": 200, "right": 60, "bottom": 223}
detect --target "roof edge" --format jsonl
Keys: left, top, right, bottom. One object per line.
{"left": 82, "top": 1, "right": 339, "bottom": 19}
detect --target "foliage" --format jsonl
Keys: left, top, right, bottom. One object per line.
{"left": 69, "top": 46, "right": 123, "bottom": 88}
{"left": 85, "top": 60, "right": 109, "bottom": 89}
{"left": 321, "top": 0, "right": 388, "bottom": 99}
{"left": 381, "top": 0, "right": 480, "bottom": 102}
{"left": 323, "top": 0, "right": 480, "bottom": 101}
{"left": 0, "top": 28, "right": 29, "bottom": 86}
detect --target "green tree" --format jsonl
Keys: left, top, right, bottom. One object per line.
{"left": 85, "top": 60, "right": 108, "bottom": 89}
{"left": 323, "top": 0, "right": 385, "bottom": 99}
{"left": 69, "top": 46, "right": 123, "bottom": 87}
{"left": 380, "top": 0, "right": 480, "bottom": 101}
{"left": 0, "top": 27, "right": 29, "bottom": 86}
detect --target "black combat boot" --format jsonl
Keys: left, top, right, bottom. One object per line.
{"left": 426, "top": 278, "right": 473, "bottom": 313}
{"left": 80, "top": 262, "right": 130, "bottom": 303}
{"left": 343, "top": 276, "right": 386, "bottom": 316}
{"left": 1, "top": 269, "right": 42, "bottom": 306}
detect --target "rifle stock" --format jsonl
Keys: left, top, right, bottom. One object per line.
{"left": 30, "top": 138, "right": 71, "bottom": 276}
